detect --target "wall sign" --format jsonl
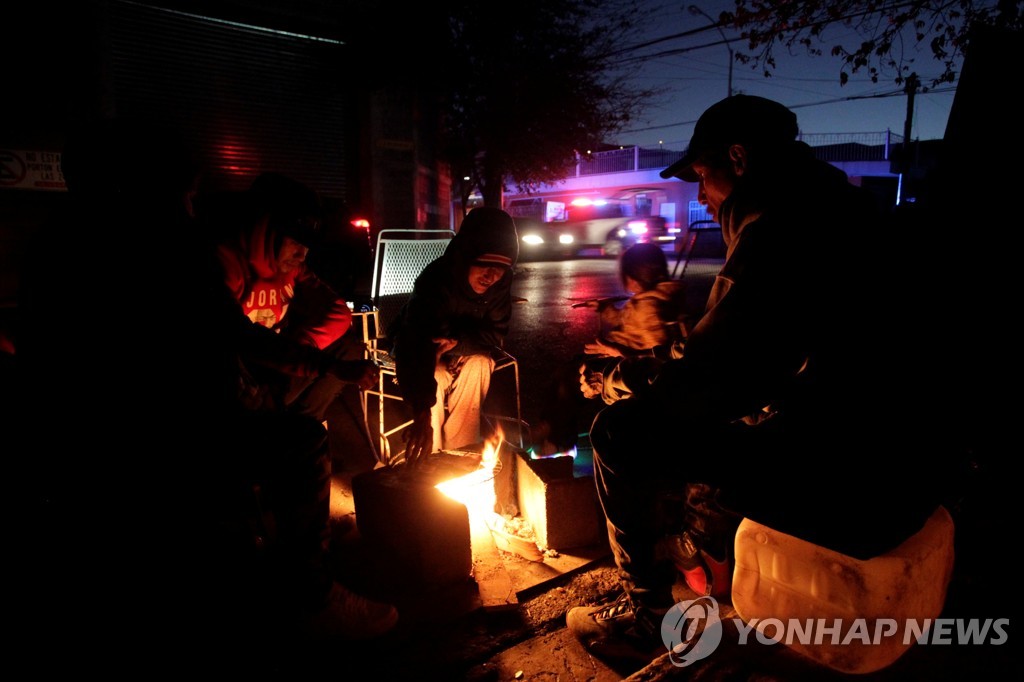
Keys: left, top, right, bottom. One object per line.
{"left": 0, "top": 149, "right": 66, "bottom": 191}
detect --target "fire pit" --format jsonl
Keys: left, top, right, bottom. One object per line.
{"left": 352, "top": 433, "right": 605, "bottom": 597}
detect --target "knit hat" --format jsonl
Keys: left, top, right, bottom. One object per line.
{"left": 458, "top": 207, "right": 519, "bottom": 268}
{"left": 474, "top": 252, "right": 515, "bottom": 268}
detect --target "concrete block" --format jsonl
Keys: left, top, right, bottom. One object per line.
{"left": 352, "top": 465, "right": 472, "bottom": 587}
{"left": 516, "top": 453, "right": 604, "bottom": 551}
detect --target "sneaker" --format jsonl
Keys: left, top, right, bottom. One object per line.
{"left": 303, "top": 581, "right": 398, "bottom": 640}
{"left": 565, "top": 588, "right": 669, "bottom": 662}
{"left": 662, "top": 531, "right": 733, "bottom": 599}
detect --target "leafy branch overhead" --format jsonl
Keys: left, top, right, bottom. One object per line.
{"left": 437, "top": 0, "right": 657, "bottom": 206}
{"left": 720, "top": 0, "right": 1023, "bottom": 87}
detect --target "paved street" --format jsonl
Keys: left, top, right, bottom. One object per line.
{"left": 506, "top": 256, "right": 627, "bottom": 434}
{"left": 505, "top": 249, "right": 713, "bottom": 442}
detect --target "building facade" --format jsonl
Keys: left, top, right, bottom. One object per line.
{"left": 1, "top": 0, "right": 451, "bottom": 308}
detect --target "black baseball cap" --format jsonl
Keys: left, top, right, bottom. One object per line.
{"left": 660, "top": 95, "right": 799, "bottom": 182}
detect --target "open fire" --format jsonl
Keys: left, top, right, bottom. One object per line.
{"left": 351, "top": 425, "right": 603, "bottom": 593}
{"left": 434, "top": 434, "right": 500, "bottom": 519}
{"left": 434, "top": 427, "right": 542, "bottom": 562}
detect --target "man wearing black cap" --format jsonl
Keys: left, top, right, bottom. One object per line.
{"left": 566, "top": 95, "right": 951, "bottom": 662}
{"left": 389, "top": 206, "right": 519, "bottom": 464}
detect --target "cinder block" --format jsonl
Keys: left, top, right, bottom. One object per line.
{"left": 516, "top": 453, "right": 604, "bottom": 551}
{"left": 352, "top": 465, "right": 472, "bottom": 587}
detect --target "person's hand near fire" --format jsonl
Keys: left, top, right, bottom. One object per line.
{"left": 578, "top": 355, "right": 664, "bottom": 404}
{"left": 404, "top": 409, "right": 434, "bottom": 467}
{"left": 583, "top": 338, "right": 624, "bottom": 358}
{"left": 403, "top": 337, "right": 459, "bottom": 466}
{"left": 579, "top": 362, "right": 605, "bottom": 399}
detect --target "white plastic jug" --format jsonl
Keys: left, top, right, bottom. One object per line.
{"left": 731, "top": 505, "right": 955, "bottom": 674}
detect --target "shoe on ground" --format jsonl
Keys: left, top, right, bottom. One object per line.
{"left": 661, "top": 532, "right": 733, "bottom": 598}
{"left": 566, "top": 587, "right": 669, "bottom": 662}
{"left": 303, "top": 581, "right": 398, "bottom": 640}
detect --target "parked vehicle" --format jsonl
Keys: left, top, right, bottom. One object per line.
{"left": 516, "top": 199, "right": 673, "bottom": 260}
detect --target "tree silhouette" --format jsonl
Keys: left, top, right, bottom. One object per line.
{"left": 434, "top": 0, "right": 659, "bottom": 208}
{"left": 718, "top": 0, "right": 1022, "bottom": 87}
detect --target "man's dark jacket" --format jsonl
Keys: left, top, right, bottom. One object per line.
{"left": 613, "top": 142, "right": 952, "bottom": 557}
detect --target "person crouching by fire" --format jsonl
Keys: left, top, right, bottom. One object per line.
{"left": 390, "top": 207, "right": 519, "bottom": 465}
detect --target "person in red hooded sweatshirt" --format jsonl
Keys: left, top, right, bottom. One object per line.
{"left": 205, "top": 172, "right": 396, "bottom": 643}
{"left": 212, "top": 172, "right": 376, "bottom": 418}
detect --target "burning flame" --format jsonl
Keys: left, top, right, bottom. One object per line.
{"left": 435, "top": 426, "right": 545, "bottom": 562}
{"left": 434, "top": 426, "right": 503, "bottom": 514}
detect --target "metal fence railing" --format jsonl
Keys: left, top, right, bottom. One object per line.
{"left": 566, "top": 132, "right": 903, "bottom": 177}
{"left": 575, "top": 146, "right": 684, "bottom": 176}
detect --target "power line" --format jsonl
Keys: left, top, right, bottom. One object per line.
{"left": 609, "top": 4, "right": 961, "bottom": 144}
{"left": 619, "top": 86, "right": 957, "bottom": 134}
{"left": 610, "top": 1, "right": 952, "bottom": 70}
{"left": 615, "top": 37, "right": 735, "bottom": 67}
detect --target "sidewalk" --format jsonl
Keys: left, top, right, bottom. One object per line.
{"left": 255, "top": 468, "right": 1016, "bottom": 681}
{"left": 307, "top": 259, "right": 1016, "bottom": 681}
{"left": 264, "top": 239, "right": 1010, "bottom": 679}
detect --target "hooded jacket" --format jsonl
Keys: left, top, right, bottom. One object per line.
{"left": 601, "top": 279, "right": 687, "bottom": 352}
{"left": 216, "top": 209, "right": 352, "bottom": 380}
{"left": 390, "top": 207, "right": 519, "bottom": 413}
{"left": 218, "top": 215, "right": 352, "bottom": 346}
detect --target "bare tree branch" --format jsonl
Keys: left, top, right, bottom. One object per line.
{"left": 719, "top": 0, "right": 1022, "bottom": 87}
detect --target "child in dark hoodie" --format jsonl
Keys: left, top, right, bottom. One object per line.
{"left": 389, "top": 207, "right": 519, "bottom": 464}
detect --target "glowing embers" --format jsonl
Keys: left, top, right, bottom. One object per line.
{"left": 529, "top": 444, "right": 577, "bottom": 461}
{"left": 434, "top": 429, "right": 540, "bottom": 562}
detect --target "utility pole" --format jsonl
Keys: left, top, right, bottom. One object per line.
{"left": 689, "top": 5, "right": 733, "bottom": 98}
{"left": 901, "top": 73, "right": 919, "bottom": 176}
{"left": 901, "top": 71, "right": 925, "bottom": 199}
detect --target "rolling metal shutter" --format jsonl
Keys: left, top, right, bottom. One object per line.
{"left": 107, "top": 1, "right": 350, "bottom": 198}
